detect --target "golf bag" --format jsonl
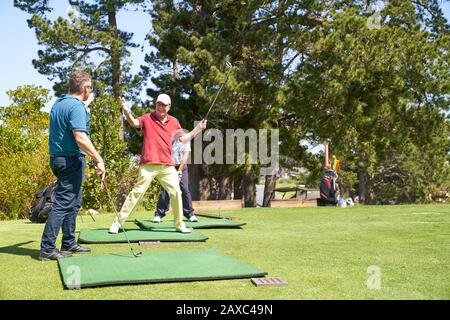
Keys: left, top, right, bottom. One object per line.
{"left": 29, "top": 182, "right": 56, "bottom": 223}
{"left": 319, "top": 169, "right": 341, "bottom": 206}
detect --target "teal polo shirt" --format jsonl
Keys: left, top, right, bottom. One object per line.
{"left": 48, "top": 94, "right": 90, "bottom": 156}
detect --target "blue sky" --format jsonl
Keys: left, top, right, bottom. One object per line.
{"left": 1, "top": 1, "right": 449, "bottom": 112}
{"left": 0, "top": 0, "right": 151, "bottom": 111}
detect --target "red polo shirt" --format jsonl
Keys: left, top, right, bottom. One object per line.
{"left": 137, "top": 112, "right": 182, "bottom": 166}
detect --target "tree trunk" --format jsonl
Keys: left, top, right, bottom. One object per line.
{"left": 357, "top": 151, "right": 368, "bottom": 205}
{"left": 189, "top": 164, "right": 210, "bottom": 200}
{"left": 207, "top": 177, "right": 217, "bottom": 200}
{"left": 358, "top": 169, "right": 367, "bottom": 204}
{"left": 198, "top": 164, "right": 210, "bottom": 200}
{"left": 107, "top": 3, "right": 124, "bottom": 141}
{"left": 233, "top": 178, "right": 243, "bottom": 200}
{"left": 261, "top": 2, "right": 283, "bottom": 208}
{"left": 172, "top": 58, "right": 180, "bottom": 80}
{"left": 218, "top": 169, "right": 232, "bottom": 200}
{"left": 262, "top": 174, "right": 277, "bottom": 207}
{"left": 243, "top": 165, "right": 256, "bottom": 207}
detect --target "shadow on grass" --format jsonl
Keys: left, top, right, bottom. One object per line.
{"left": 0, "top": 241, "right": 40, "bottom": 259}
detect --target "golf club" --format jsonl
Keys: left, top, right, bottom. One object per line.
{"left": 204, "top": 61, "right": 233, "bottom": 120}
{"left": 101, "top": 179, "right": 142, "bottom": 258}
{"left": 87, "top": 209, "right": 96, "bottom": 222}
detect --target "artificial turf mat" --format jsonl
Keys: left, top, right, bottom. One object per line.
{"left": 78, "top": 228, "right": 208, "bottom": 243}
{"left": 58, "top": 249, "right": 267, "bottom": 289}
{"left": 135, "top": 218, "right": 246, "bottom": 230}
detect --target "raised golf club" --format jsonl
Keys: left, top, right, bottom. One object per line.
{"left": 204, "top": 61, "right": 233, "bottom": 120}
{"left": 101, "top": 179, "right": 142, "bottom": 258}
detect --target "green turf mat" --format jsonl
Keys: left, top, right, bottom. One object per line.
{"left": 78, "top": 228, "right": 208, "bottom": 243}
{"left": 135, "top": 218, "right": 246, "bottom": 230}
{"left": 58, "top": 249, "right": 267, "bottom": 289}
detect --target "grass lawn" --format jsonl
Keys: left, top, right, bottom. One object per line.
{"left": 0, "top": 204, "right": 449, "bottom": 299}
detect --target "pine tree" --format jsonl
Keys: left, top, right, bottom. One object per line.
{"left": 14, "top": 0, "right": 147, "bottom": 140}
{"left": 286, "top": 1, "right": 450, "bottom": 203}
{"left": 144, "top": 0, "right": 323, "bottom": 206}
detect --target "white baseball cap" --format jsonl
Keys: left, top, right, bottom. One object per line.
{"left": 156, "top": 93, "right": 171, "bottom": 105}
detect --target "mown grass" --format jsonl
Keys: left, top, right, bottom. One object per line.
{"left": 0, "top": 204, "right": 449, "bottom": 299}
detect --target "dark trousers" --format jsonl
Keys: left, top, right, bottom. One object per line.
{"left": 156, "top": 165, "right": 195, "bottom": 218}
{"left": 40, "top": 156, "right": 85, "bottom": 252}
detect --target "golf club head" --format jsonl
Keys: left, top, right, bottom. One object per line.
{"left": 133, "top": 251, "right": 143, "bottom": 257}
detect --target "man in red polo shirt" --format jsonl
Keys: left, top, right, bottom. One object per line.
{"left": 109, "top": 94, "right": 206, "bottom": 234}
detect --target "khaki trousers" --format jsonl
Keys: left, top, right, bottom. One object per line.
{"left": 113, "top": 164, "right": 185, "bottom": 229}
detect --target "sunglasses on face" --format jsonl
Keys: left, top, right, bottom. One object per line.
{"left": 156, "top": 102, "right": 170, "bottom": 108}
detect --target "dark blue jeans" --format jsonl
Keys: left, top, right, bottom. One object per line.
{"left": 40, "top": 155, "right": 85, "bottom": 252}
{"left": 156, "top": 165, "right": 195, "bottom": 218}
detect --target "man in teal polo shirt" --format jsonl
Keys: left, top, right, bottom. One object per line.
{"left": 39, "top": 70, "right": 105, "bottom": 261}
